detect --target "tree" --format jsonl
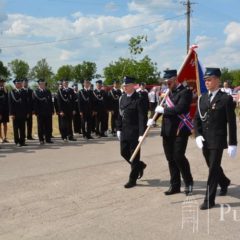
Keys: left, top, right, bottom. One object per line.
{"left": 31, "top": 58, "right": 55, "bottom": 90}
{"left": 8, "top": 59, "right": 30, "bottom": 79}
{"left": 129, "top": 35, "right": 147, "bottom": 56}
{"left": 103, "top": 56, "right": 159, "bottom": 85}
{"left": 0, "top": 61, "right": 10, "bottom": 79}
{"left": 55, "top": 65, "right": 74, "bottom": 81}
{"left": 231, "top": 70, "right": 240, "bottom": 87}
{"left": 31, "top": 58, "right": 53, "bottom": 80}
{"left": 221, "top": 68, "right": 240, "bottom": 87}
{"left": 73, "top": 61, "right": 97, "bottom": 84}
{"left": 221, "top": 68, "right": 233, "bottom": 84}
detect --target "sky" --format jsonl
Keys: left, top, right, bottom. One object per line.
{"left": 0, "top": 0, "right": 240, "bottom": 77}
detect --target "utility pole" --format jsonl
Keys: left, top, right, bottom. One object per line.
{"left": 182, "top": 0, "right": 195, "bottom": 53}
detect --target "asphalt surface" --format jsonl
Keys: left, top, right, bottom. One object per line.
{"left": 0, "top": 127, "right": 239, "bottom": 240}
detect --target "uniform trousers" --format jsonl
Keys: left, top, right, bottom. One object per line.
{"left": 120, "top": 139, "right": 142, "bottom": 181}
{"left": 37, "top": 114, "right": 52, "bottom": 142}
{"left": 111, "top": 110, "right": 118, "bottom": 134}
{"left": 60, "top": 113, "right": 73, "bottom": 139}
{"left": 81, "top": 113, "right": 92, "bottom": 138}
{"left": 95, "top": 110, "right": 108, "bottom": 135}
{"left": 26, "top": 114, "right": 33, "bottom": 138}
{"left": 202, "top": 147, "right": 230, "bottom": 204}
{"left": 73, "top": 113, "right": 81, "bottom": 134}
{"left": 13, "top": 117, "right": 26, "bottom": 145}
{"left": 163, "top": 135, "right": 193, "bottom": 188}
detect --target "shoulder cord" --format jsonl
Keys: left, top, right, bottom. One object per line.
{"left": 80, "top": 90, "right": 89, "bottom": 101}
{"left": 93, "top": 90, "right": 103, "bottom": 101}
{"left": 119, "top": 95, "right": 123, "bottom": 116}
{"left": 33, "top": 90, "right": 47, "bottom": 102}
{"left": 197, "top": 95, "right": 208, "bottom": 122}
{"left": 59, "top": 89, "right": 69, "bottom": 102}
{"left": 110, "top": 90, "right": 119, "bottom": 100}
{"left": 11, "top": 90, "right": 21, "bottom": 103}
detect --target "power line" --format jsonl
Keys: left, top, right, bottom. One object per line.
{"left": 0, "top": 14, "right": 185, "bottom": 50}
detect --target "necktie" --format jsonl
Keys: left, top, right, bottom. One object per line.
{"left": 208, "top": 93, "right": 212, "bottom": 105}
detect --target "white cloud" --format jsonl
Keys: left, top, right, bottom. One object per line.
{"left": 105, "top": 2, "right": 119, "bottom": 12}
{"left": 202, "top": 46, "right": 240, "bottom": 69}
{"left": 128, "top": 0, "right": 182, "bottom": 14}
{"left": 60, "top": 50, "right": 72, "bottom": 61}
{"left": 5, "top": 19, "right": 29, "bottom": 36}
{"left": 71, "top": 11, "right": 83, "bottom": 19}
{"left": 115, "top": 34, "right": 131, "bottom": 43}
{"left": 224, "top": 21, "right": 240, "bottom": 47}
{"left": 194, "top": 35, "right": 216, "bottom": 49}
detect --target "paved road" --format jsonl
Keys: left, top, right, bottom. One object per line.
{"left": 0, "top": 128, "right": 239, "bottom": 240}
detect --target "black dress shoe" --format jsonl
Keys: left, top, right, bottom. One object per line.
{"left": 27, "top": 137, "right": 35, "bottom": 140}
{"left": 219, "top": 180, "right": 231, "bottom": 196}
{"left": 200, "top": 201, "right": 215, "bottom": 210}
{"left": 19, "top": 143, "right": 28, "bottom": 147}
{"left": 100, "top": 133, "right": 108, "bottom": 137}
{"left": 138, "top": 162, "right": 147, "bottom": 179}
{"left": 164, "top": 186, "right": 181, "bottom": 195}
{"left": 68, "top": 138, "right": 77, "bottom": 141}
{"left": 184, "top": 183, "right": 193, "bottom": 196}
{"left": 46, "top": 140, "right": 54, "bottom": 144}
{"left": 124, "top": 181, "right": 136, "bottom": 188}
{"left": 87, "top": 136, "right": 94, "bottom": 139}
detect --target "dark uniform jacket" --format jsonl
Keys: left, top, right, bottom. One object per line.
{"left": 93, "top": 89, "right": 108, "bottom": 112}
{"left": 0, "top": 88, "right": 9, "bottom": 121}
{"left": 8, "top": 89, "right": 28, "bottom": 118}
{"left": 73, "top": 91, "right": 79, "bottom": 114}
{"left": 33, "top": 88, "right": 54, "bottom": 116}
{"left": 108, "top": 88, "right": 122, "bottom": 112}
{"left": 137, "top": 89, "right": 149, "bottom": 114}
{"left": 117, "top": 91, "right": 147, "bottom": 141}
{"left": 194, "top": 90, "right": 237, "bottom": 149}
{"left": 57, "top": 87, "right": 75, "bottom": 114}
{"left": 78, "top": 88, "right": 95, "bottom": 114}
{"left": 161, "top": 84, "right": 192, "bottom": 137}
{"left": 23, "top": 88, "right": 33, "bottom": 114}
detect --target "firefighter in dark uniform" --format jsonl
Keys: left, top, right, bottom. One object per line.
{"left": 57, "top": 78, "right": 76, "bottom": 141}
{"left": 194, "top": 68, "right": 237, "bottom": 210}
{"left": 116, "top": 76, "right": 148, "bottom": 188}
{"left": 93, "top": 80, "right": 108, "bottom": 137}
{"left": 78, "top": 79, "right": 96, "bottom": 139}
{"left": 108, "top": 80, "right": 122, "bottom": 136}
{"left": 8, "top": 79, "right": 28, "bottom": 146}
{"left": 0, "top": 78, "right": 9, "bottom": 143}
{"left": 54, "top": 81, "right": 62, "bottom": 137}
{"left": 137, "top": 82, "right": 149, "bottom": 125}
{"left": 33, "top": 79, "right": 54, "bottom": 144}
{"left": 149, "top": 70, "right": 194, "bottom": 195}
{"left": 22, "top": 78, "right": 34, "bottom": 140}
{"left": 72, "top": 83, "right": 81, "bottom": 134}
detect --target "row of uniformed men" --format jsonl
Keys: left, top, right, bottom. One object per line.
{"left": 1, "top": 78, "right": 125, "bottom": 146}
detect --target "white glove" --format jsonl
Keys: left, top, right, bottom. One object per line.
{"left": 117, "top": 131, "right": 121, "bottom": 141}
{"left": 138, "top": 136, "right": 144, "bottom": 143}
{"left": 147, "top": 118, "right": 155, "bottom": 127}
{"left": 195, "top": 136, "right": 205, "bottom": 149}
{"left": 155, "top": 105, "right": 164, "bottom": 114}
{"left": 228, "top": 145, "right": 237, "bottom": 158}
